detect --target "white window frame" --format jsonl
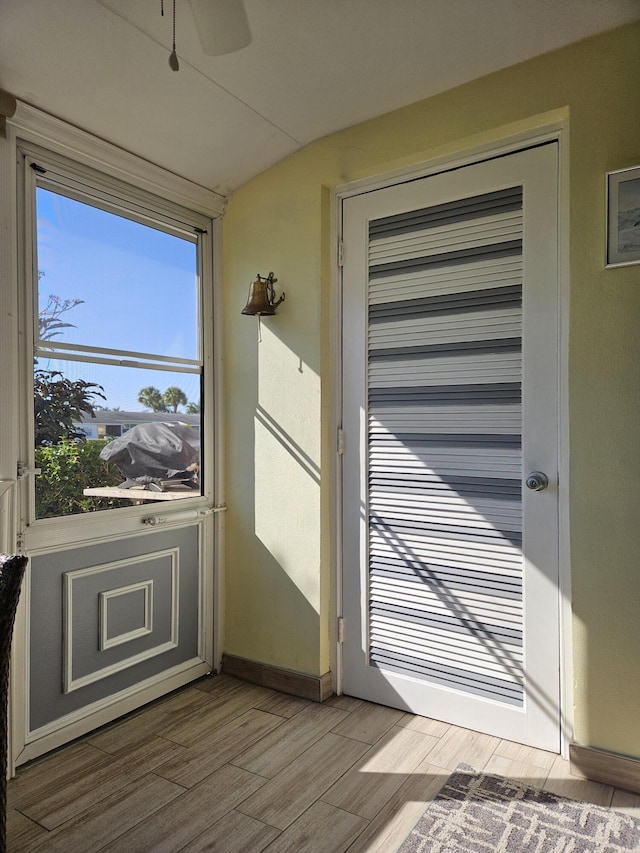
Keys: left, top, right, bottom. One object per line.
{"left": 21, "top": 145, "right": 209, "bottom": 530}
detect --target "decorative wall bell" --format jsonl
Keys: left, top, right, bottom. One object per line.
{"left": 241, "top": 272, "right": 285, "bottom": 316}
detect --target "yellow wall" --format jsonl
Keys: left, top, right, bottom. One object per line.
{"left": 222, "top": 23, "right": 640, "bottom": 757}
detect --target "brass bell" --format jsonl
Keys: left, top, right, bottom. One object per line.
{"left": 241, "top": 272, "right": 285, "bottom": 316}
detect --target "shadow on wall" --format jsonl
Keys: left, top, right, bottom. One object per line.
{"left": 225, "top": 310, "right": 322, "bottom": 673}
{"left": 255, "top": 405, "right": 319, "bottom": 487}
{"left": 225, "top": 527, "right": 322, "bottom": 674}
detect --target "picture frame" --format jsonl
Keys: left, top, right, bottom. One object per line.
{"left": 606, "top": 165, "right": 640, "bottom": 268}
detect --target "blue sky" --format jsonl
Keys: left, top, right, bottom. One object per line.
{"left": 36, "top": 188, "right": 201, "bottom": 412}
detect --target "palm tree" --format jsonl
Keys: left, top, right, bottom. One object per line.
{"left": 138, "top": 386, "right": 167, "bottom": 412}
{"left": 185, "top": 401, "right": 200, "bottom": 414}
{"left": 163, "top": 386, "right": 187, "bottom": 413}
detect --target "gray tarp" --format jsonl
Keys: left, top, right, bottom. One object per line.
{"left": 99, "top": 422, "right": 200, "bottom": 488}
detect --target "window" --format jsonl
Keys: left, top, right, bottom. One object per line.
{"left": 26, "top": 155, "right": 209, "bottom": 519}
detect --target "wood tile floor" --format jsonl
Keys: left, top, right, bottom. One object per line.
{"left": 8, "top": 675, "right": 640, "bottom": 852}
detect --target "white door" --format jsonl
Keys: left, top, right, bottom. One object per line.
{"left": 12, "top": 147, "right": 215, "bottom": 764}
{"left": 341, "top": 144, "right": 560, "bottom": 751}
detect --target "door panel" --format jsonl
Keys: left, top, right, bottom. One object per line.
{"left": 29, "top": 525, "right": 199, "bottom": 733}
{"left": 341, "top": 144, "right": 560, "bottom": 751}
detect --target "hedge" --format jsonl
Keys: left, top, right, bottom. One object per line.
{"left": 35, "top": 440, "right": 129, "bottom": 518}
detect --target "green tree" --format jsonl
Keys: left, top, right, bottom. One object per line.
{"left": 35, "top": 285, "right": 105, "bottom": 446}
{"left": 34, "top": 370, "right": 105, "bottom": 446}
{"left": 138, "top": 386, "right": 167, "bottom": 412}
{"left": 185, "top": 401, "right": 201, "bottom": 414}
{"left": 163, "top": 386, "right": 187, "bottom": 413}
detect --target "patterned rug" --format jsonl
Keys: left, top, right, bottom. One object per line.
{"left": 398, "top": 765, "right": 640, "bottom": 852}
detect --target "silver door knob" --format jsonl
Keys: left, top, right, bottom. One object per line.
{"left": 526, "top": 471, "right": 548, "bottom": 492}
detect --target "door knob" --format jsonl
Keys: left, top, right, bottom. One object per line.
{"left": 525, "top": 471, "right": 548, "bottom": 492}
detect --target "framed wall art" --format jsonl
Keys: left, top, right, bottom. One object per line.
{"left": 606, "top": 165, "right": 640, "bottom": 267}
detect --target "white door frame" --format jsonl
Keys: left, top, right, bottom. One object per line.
{"left": 0, "top": 102, "right": 227, "bottom": 770}
{"left": 330, "top": 120, "right": 573, "bottom": 755}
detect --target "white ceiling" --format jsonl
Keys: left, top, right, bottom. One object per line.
{"left": 1, "top": 0, "right": 638, "bottom": 195}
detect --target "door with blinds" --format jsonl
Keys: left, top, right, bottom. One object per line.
{"left": 341, "top": 144, "right": 560, "bottom": 751}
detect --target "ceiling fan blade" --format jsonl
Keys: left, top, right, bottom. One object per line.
{"left": 189, "top": 0, "right": 252, "bottom": 56}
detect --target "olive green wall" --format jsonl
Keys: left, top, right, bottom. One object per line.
{"left": 222, "top": 23, "right": 640, "bottom": 757}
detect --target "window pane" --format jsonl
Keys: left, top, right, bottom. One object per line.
{"left": 34, "top": 359, "right": 202, "bottom": 519}
{"left": 36, "top": 187, "right": 198, "bottom": 360}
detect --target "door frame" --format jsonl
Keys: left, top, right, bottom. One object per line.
{"left": 330, "top": 118, "right": 573, "bottom": 755}
{"left": 0, "top": 102, "right": 227, "bottom": 769}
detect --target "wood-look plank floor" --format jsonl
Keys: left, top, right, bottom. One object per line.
{"left": 7, "top": 675, "right": 640, "bottom": 852}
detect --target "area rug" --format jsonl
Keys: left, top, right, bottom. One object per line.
{"left": 398, "top": 764, "right": 640, "bottom": 852}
